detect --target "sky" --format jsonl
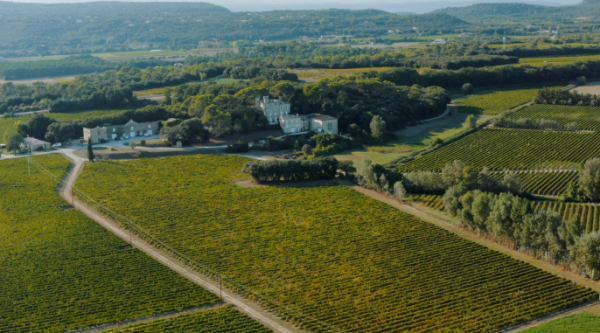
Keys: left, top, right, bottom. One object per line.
{"left": 6, "top": 0, "right": 584, "bottom": 13}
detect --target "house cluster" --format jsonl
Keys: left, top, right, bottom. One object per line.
{"left": 255, "top": 95, "right": 338, "bottom": 135}
{"left": 84, "top": 119, "right": 160, "bottom": 144}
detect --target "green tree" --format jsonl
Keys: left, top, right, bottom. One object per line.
{"left": 8, "top": 133, "right": 23, "bottom": 154}
{"left": 465, "top": 114, "right": 477, "bottom": 130}
{"left": 572, "top": 232, "right": 600, "bottom": 279}
{"left": 462, "top": 83, "right": 474, "bottom": 94}
{"left": 87, "top": 139, "right": 95, "bottom": 162}
{"left": 581, "top": 158, "right": 600, "bottom": 201}
{"left": 201, "top": 104, "right": 232, "bottom": 137}
{"left": 394, "top": 181, "right": 406, "bottom": 200}
{"left": 370, "top": 115, "right": 386, "bottom": 139}
{"left": 302, "top": 144, "right": 313, "bottom": 156}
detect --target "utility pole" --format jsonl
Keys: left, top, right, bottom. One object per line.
{"left": 27, "top": 157, "right": 30, "bottom": 175}
{"left": 220, "top": 274, "right": 223, "bottom": 301}
{"left": 503, "top": 36, "right": 506, "bottom": 50}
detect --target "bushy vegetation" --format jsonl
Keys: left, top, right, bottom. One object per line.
{"left": 0, "top": 155, "right": 219, "bottom": 333}
{"left": 74, "top": 155, "right": 596, "bottom": 333}
{"left": 492, "top": 117, "right": 581, "bottom": 131}
{"left": 536, "top": 88, "right": 600, "bottom": 107}
{"left": 103, "top": 306, "right": 272, "bottom": 333}
{"left": 241, "top": 157, "right": 338, "bottom": 182}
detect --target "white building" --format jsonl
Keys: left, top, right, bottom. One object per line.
{"left": 255, "top": 95, "right": 291, "bottom": 125}
{"left": 279, "top": 113, "right": 339, "bottom": 135}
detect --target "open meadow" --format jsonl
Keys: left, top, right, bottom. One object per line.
{"left": 519, "top": 313, "right": 600, "bottom": 333}
{"left": 0, "top": 154, "right": 219, "bottom": 333}
{"left": 74, "top": 154, "right": 597, "bottom": 333}
{"left": 454, "top": 86, "right": 551, "bottom": 115}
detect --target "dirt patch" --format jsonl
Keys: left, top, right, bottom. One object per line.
{"left": 234, "top": 179, "right": 265, "bottom": 188}
{"left": 571, "top": 82, "right": 600, "bottom": 95}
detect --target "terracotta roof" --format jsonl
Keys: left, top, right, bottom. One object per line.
{"left": 23, "top": 137, "right": 50, "bottom": 145}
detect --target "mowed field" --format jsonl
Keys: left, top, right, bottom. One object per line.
{"left": 399, "top": 105, "right": 600, "bottom": 172}
{"left": 74, "top": 155, "right": 596, "bottom": 333}
{"left": 520, "top": 313, "right": 600, "bottom": 333}
{"left": 0, "top": 155, "right": 219, "bottom": 333}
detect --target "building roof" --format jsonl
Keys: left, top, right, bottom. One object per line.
{"left": 23, "top": 136, "right": 50, "bottom": 145}
{"left": 306, "top": 113, "right": 337, "bottom": 121}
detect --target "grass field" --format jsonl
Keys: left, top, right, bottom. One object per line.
{"left": 454, "top": 87, "right": 547, "bottom": 115}
{"left": 520, "top": 54, "right": 600, "bottom": 67}
{"left": 519, "top": 313, "right": 600, "bottom": 333}
{"left": 74, "top": 155, "right": 596, "bottom": 333}
{"left": 290, "top": 67, "right": 392, "bottom": 81}
{"left": 488, "top": 43, "right": 598, "bottom": 49}
{"left": 104, "top": 306, "right": 271, "bottom": 333}
{"left": 0, "top": 155, "right": 219, "bottom": 333}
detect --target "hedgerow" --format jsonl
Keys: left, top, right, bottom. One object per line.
{"left": 0, "top": 154, "right": 219, "bottom": 333}
{"left": 75, "top": 155, "right": 597, "bottom": 333}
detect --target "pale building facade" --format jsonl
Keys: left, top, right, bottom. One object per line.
{"left": 84, "top": 119, "right": 159, "bottom": 144}
{"left": 22, "top": 136, "right": 51, "bottom": 151}
{"left": 255, "top": 95, "right": 291, "bottom": 125}
{"left": 279, "top": 113, "right": 339, "bottom": 135}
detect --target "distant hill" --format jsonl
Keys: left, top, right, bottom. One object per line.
{"left": 436, "top": 1, "right": 599, "bottom": 23}
{"left": 0, "top": 6, "right": 468, "bottom": 56}
{"left": 396, "top": 12, "right": 418, "bottom": 15}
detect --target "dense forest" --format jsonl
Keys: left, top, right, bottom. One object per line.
{"left": 0, "top": 2, "right": 469, "bottom": 56}
{"left": 0, "top": 55, "right": 170, "bottom": 80}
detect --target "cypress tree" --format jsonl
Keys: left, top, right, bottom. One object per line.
{"left": 87, "top": 140, "right": 95, "bottom": 162}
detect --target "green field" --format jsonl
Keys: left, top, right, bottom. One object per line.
{"left": 0, "top": 155, "right": 219, "bottom": 333}
{"left": 520, "top": 54, "right": 600, "bottom": 67}
{"left": 520, "top": 313, "right": 600, "bottom": 333}
{"left": 454, "top": 87, "right": 546, "bottom": 114}
{"left": 104, "top": 306, "right": 272, "bottom": 333}
{"left": 74, "top": 155, "right": 596, "bottom": 333}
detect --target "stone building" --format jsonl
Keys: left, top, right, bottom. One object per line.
{"left": 84, "top": 119, "right": 159, "bottom": 144}
{"left": 255, "top": 95, "right": 291, "bottom": 125}
{"left": 279, "top": 113, "right": 339, "bottom": 135}
{"left": 22, "top": 136, "right": 51, "bottom": 151}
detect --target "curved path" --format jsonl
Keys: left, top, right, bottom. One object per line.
{"left": 57, "top": 152, "right": 303, "bottom": 333}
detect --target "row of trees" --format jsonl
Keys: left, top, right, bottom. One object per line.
{"left": 492, "top": 117, "right": 581, "bottom": 131}
{"left": 535, "top": 87, "right": 600, "bottom": 107}
{"left": 446, "top": 189, "right": 600, "bottom": 279}
{"left": 241, "top": 157, "right": 339, "bottom": 182}
{"left": 564, "top": 158, "right": 600, "bottom": 202}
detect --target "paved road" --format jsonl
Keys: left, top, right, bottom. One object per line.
{"left": 57, "top": 152, "right": 303, "bottom": 333}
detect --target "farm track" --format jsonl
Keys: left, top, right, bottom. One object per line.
{"left": 57, "top": 152, "right": 304, "bottom": 333}
{"left": 63, "top": 303, "right": 226, "bottom": 333}
{"left": 337, "top": 180, "right": 600, "bottom": 332}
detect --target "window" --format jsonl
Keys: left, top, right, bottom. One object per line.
{"left": 328, "top": 123, "right": 333, "bottom": 131}
{"left": 131, "top": 126, "right": 134, "bottom": 130}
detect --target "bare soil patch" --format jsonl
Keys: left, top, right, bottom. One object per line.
{"left": 571, "top": 81, "right": 600, "bottom": 95}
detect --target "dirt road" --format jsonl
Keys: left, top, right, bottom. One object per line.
{"left": 58, "top": 153, "right": 303, "bottom": 333}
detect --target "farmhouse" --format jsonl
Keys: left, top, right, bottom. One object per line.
{"left": 84, "top": 119, "right": 159, "bottom": 144}
{"left": 22, "top": 136, "right": 51, "bottom": 151}
{"left": 279, "top": 113, "right": 339, "bottom": 134}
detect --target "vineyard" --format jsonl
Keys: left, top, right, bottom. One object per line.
{"left": 74, "top": 155, "right": 597, "bottom": 333}
{"left": 509, "top": 104, "right": 600, "bottom": 131}
{"left": 405, "top": 194, "right": 600, "bottom": 234}
{"left": 398, "top": 128, "right": 600, "bottom": 171}
{"left": 104, "top": 306, "right": 272, "bottom": 333}
{"left": 0, "top": 155, "right": 219, "bottom": 333}
{"left": 492, "top": 170, "right": 578, "bottom": 196}
{"left": 453, "top": 87, "right": 544, "bottom": 115}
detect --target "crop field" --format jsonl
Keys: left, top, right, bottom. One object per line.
{"left": 492, "top": 170, "right": 578, "bottom": 196}
{"left": 510, "top": 104, "right": 600, "bottom": 130}
{"left": 488, "top": 43, "right": 598, "bottom": 49}
{"left": 519, "top": 54, "right": 600, "bottom": 67}
{"left": 454, "top": 87, "right": 545, "bottom": 114}
{"left": 405, "top": 194, "right": 600, "bottom": 234}
{"left": 519, "top": 313, "right": 600, "bottom": 333}
{"left": 398, "top": 128, "right": 600, "bottom": 171}
{"left": 0, "top": 155, "right": 219, "bottom": 333}
{"left": 74, "top": 155, "right": 596, "bottom": 333}
{"left": 104, "top": 306, "right": 271, "bottom": 333}
{"left": 290, "top": 67, "right": 392, "bottom": 81}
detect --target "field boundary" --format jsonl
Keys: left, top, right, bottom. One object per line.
{"left": 50, "top": 153, "right": 306, "bottom": 333}
{"left": 63, "top": 302, "right": 226, "bottom": 333}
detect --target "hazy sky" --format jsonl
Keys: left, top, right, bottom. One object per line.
{"left": 7, "top": 0, "right": 583, "bottom": 13}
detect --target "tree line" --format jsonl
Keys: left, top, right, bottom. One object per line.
{"left": 535, "top": 87, "right": 600, "bottom": 107}
{"left": 241, "top": 157, "right": 339, "bottom": 182}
